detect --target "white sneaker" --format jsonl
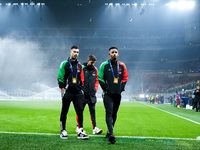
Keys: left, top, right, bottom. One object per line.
{"left": 60, "top": 130, "right": 68, "bottom": 139}
{"left": 75, "top": 126, "right": 82, "bottom": 133}
{"left": 93, "top": 127, "right": 103, "bottom": 134}
{"left": 77, "top": 130, "right": 89, "bottom": 139}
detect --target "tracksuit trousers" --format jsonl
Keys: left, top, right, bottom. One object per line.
{"left": 83, "top": 101, "right": 96, "bottom": 129}
{"left": 103, "top": 93, "right": 121, "bottom": 135}
{"left": 60, "top": 90, "right": 84, "bottom": 131}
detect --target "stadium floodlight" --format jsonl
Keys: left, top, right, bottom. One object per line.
{"left": 20, "top": 3, "right": 24, "bottom": 6}
{"left": 6, "top": 3, "right": 11, "bottom": 6}
{"left": 132, "top": 3, "right": 137, "bottom": 6}
{"left": 115, "top": 3, "right": 120, "bottom": 6}
{"left": 126, "top": 3, "right": 130, "bottom": 6}
{"left": 122, "top": 3, "right": 125, "bottom": 6}
{"left": 187, "top": 1, "right": 195, "bottom": 9}
{"left": 109, "top": 3, "right": 113, "bottom": 6}
{"left": 41, "top": 3, "right": 45, "bottom": 6}
{"left": 13, "top": 3, "right": 19, "bottom": 6}
{"left": 168, "top": 1, "right": 176, "bottom": 8}
{"left": 30, "top": 2, "right": 35, "bottom": 6}
{"left": 177, "top": 1, "right": 195, "bottom": 9}
{"left": 105, "top": 3, "right": 108, "bottom": 6}
{"left": 141, "top": 3, "right": 146, "bottom": 6}
{"left": 166, "top": 1, "right": 195, "bottom": 9}
{"left": 37, "top": 3, "right": 41, "bottom": 6}
{"left": 0, "top": 3, "right": 2, "bottom": 5}
{"left": 24, "top": 3, "right": 28, "bottom": 5}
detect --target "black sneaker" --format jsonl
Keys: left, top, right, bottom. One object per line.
{"left": 109, "top": 135, "right": 116, "bottom": 144}
{"left": 106, "top": 132, "right": 111, "bottom": 138}
{"left": 77, "top": 130, "right": 89, "bottom": 140}
{"left": 60, "top": 130, "right": 68, "bottom": 139}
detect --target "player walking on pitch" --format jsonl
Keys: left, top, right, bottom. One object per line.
{"left": 57, "top": 46, "right": 89, "bottom": 139}
{"left": 76, "top": 55, "right": 103, "bottom": 134}
{"left": 98, "top": 47, "right": 128, "bottom": 144}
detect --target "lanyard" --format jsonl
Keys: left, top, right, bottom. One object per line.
{"left": 69, "top": 60, "right": 78, "bottom": 78}
{"left": 109, "top": 60, "right": 119, "bottom": 78}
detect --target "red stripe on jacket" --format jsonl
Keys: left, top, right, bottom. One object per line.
{"left": 94, "top": 67, "right": 99, "bottom": 92}
{"left": 119, "top": 61, "right": 128, "bottom": 83}
{"left": 79, "top": 62, "right": 84, "bottom": 86}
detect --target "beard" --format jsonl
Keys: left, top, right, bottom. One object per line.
{"left": 112, "top": 56, "right": 117, "bottom": 61}
{"left": 72, "top": 55, "right": 77, "bottom": 59}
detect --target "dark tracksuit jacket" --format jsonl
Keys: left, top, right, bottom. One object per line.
{"left": 98, "top": 59, "right": 128, "bottom": 134}
{"left": 57, "top": 58, "right": 84, "bottom": 92}
{"left": 82, "top": 62, "right": 99, "bottom": 128}
{"left": 57, "top": 58, "right": 84, "bottom": 129}
{"left": 82, "top": 62, "right": 99, "bottom": 103}
{"left": 98, "top": 60, "right": 128, "bottom": 95}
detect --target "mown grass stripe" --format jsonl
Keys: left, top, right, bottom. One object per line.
{"left": 141, "top": 102, "right": 200, "bottom": 125}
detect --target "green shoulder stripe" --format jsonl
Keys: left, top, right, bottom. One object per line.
{"left": 57, "top": 60, "right": 68, "bottom": 83}
{"left": 98, "top": 61, "right": 109, "bottom": 83}
{"left": 82, "top": 64, "right": 85, "bottom": 69}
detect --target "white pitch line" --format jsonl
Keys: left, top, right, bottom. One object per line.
{"left": 141, "top": 102, "right": 200, "bottom": 125}
{"left": 0, "top": 131, "right": 198, "bottom": 141}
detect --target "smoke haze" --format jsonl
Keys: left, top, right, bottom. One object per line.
{"left": 0, "top": 33, "right": 47, "bottom": 91}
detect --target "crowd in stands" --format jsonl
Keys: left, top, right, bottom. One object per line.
{"left": 143, "top": 73, "right": 199, "bottom": 93}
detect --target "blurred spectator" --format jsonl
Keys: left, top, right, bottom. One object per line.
{"left": 194, "top": 86, "right": 200, "bottom": 112}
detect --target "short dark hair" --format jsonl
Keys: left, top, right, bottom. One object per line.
{"left": 71, "top": 45, "right": 79, "bottom": 50}
{"left": 109, "top": 47, "right": 118, "bottom": 51}
{"left": 88, "top": 55, "right": 97, "bottom": 61}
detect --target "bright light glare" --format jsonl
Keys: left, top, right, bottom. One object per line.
{"left": 166, "top": 1, "right": 195, "bottom": 9}
{"left": 109, "top": 3, "right": 113, "bottom": 6}
{"left": 168, "top": 1, "right": 176, "bottom": 8}
{"left": 30, "top": 2, "right": 35, "bottom": 6}
{"left": 139, "top": 94, "right": 145, "bottom": 98}
{"left": 6, "top": 3, "right": 11, "bottom": 6}
{"left": 13, "top": 3, "right": 18, "bottom": 6}
{"left": 132, "top": 3, "right": 137, "bottom": 6}
{"left": 187, "top": 1, "right": 195, "bottom": 9}
{"left": 115, "top": 3, "right": 120, "bottom": 6}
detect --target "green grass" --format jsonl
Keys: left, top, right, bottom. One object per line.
{"left": 0, "top": 134, "right": 200, "bottom": 150}
{"left": 0, "top": 100, "right": 200, "bottom": 150}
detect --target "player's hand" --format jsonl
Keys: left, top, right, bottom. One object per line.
{"left": 61, "top": 89, "right": 66, "bottom": 98}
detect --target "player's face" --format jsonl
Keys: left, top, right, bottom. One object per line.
{"left": 109, "top": 49, "right": 119, "bottom": 61}
{"left": 87, "top": 60, "right": 96, "bottom": 67}
{"left": 197, "top": 86, "right": 199, "bottom": 90}
{"left": 70, "top": 48, "right": 79, "bottom": 59}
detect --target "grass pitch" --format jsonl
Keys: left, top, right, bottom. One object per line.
{"left": 0, "top": 100, "right": 200, "bottom": 150}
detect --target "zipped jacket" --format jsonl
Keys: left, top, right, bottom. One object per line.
{"left": 57, "top": 58, "right": 84, "bottom": 92}
{"left": 82, "top": 62, "right": 99, "bottom": 103}
{"left": 98, "top": 60, "right": 128, "bottom": 95}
